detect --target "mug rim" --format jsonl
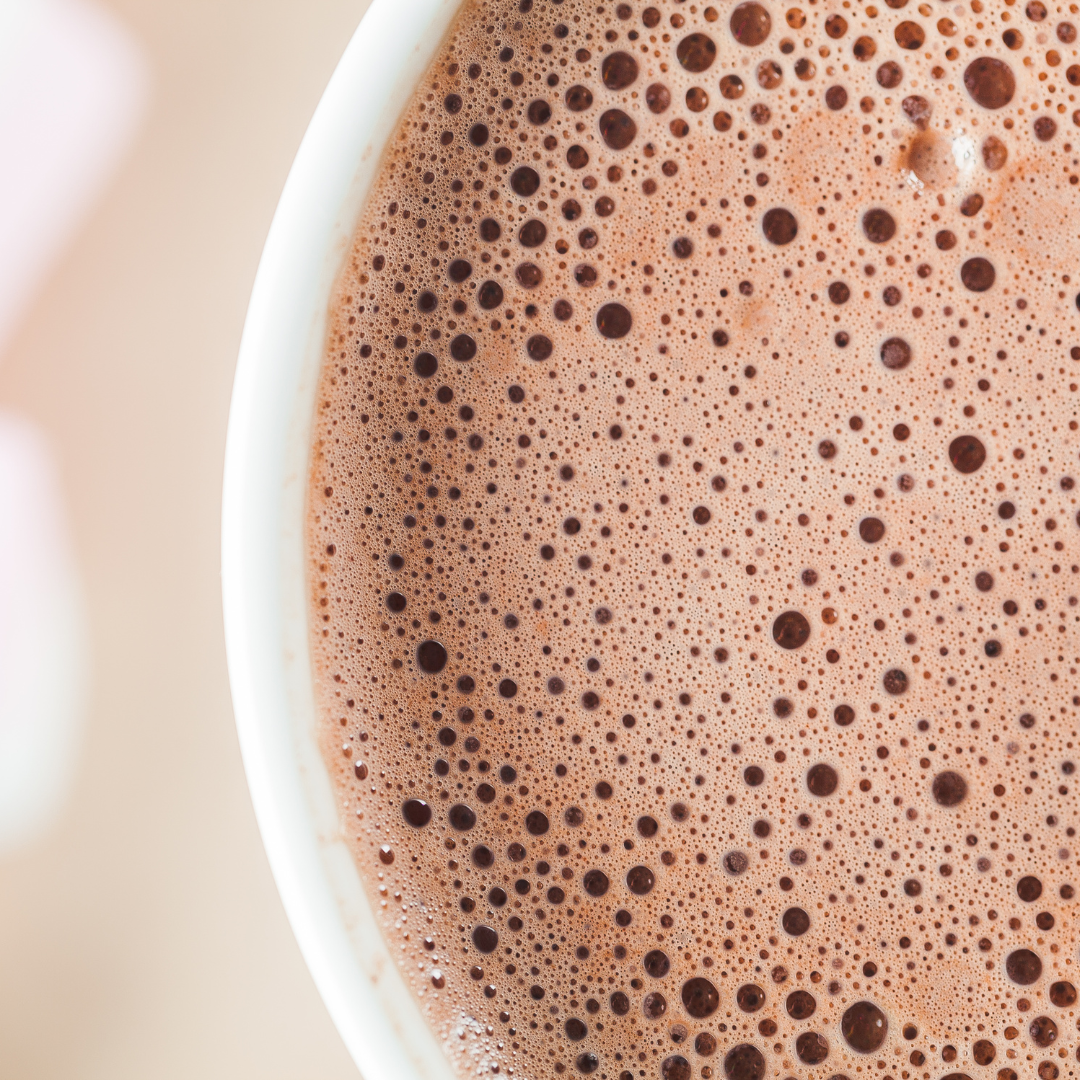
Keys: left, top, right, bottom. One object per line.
{"left": 221, "top": 2, "right": 462, "bottom": 1076}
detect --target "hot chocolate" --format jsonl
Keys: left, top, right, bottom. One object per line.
{"left": 307, "top": 1, "right": 1080, "bottom": 1077}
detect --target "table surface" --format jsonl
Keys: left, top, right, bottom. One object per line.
{"left": 0, "top": 1, "right": 373, "bottom": 1075}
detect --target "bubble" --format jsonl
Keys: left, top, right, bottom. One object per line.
{"left": 1029, "top": 1016, "right": 1058, "bottom": 1047}
{"left": 661, "top": 1055, "right": 690, "bottom": 1080}
{"left": 681, "top": 977, "right": 720, "bottom": 1018}
{"left": 796, "top": 1032, "right": 830, "bottom": 1065}
{"left": 960, "top": 257, "right": 996, "bottom": 292}
{"left": 723, "top": 1043, "right": 765, "bottom": 1080}
{"left": 527, "top": 335, "right": 553, "bottom": 361}
{"left": 565, "top": 145, "right": 590, "bottom": 170}
{"left": 403, "top": 799, "right": 432, "bottom": 827}
{"left": 518, "top": 220, "right": 547, "bottom": 248}
{"left": 772, "top": 610, "right": 811, "bottom": 648}
{"left": 583, "top": 868, "right": 610, "bottom": 896}
{"left": 413, "top": 352, "right": 438, "bottom": 378}
{"left": 637, "top": 815, "right": 658, "bottom": 838}
{"left": 645, "top": 82, "right": 671, "bottom": 113}
{"left": 724, "top": 850, "right": 750, "bottom": 874}
{"left": 417, "top": 640, "right": 448, "bottom": 673}
{"left": 624, "top": 864, "right": 656, "bottom": 895}
{"left": 515, "top": 263, "right": 542, "bottom": 289}
{"left": 931, "top": 770, "right": 968, "bottom": 806}
{"left": 596, "top": 303, "right": 633, "bottom": 338}
{"left": 730, "top": 3, "right": 771, "bottom": 46}
{"left": 449, "top": 803, "right": 477, "bottom": 830}
{"left": 719, "top": 75, "right": 745, "bottom": 100}
{"left": 599, "top": 109, "right": 637, "bottom": 149}
{"left": 510, "top": 166, "right": 541, "bottom": 196}
{"left": 1005, "top": 949, "right": 1042, "bottom": 985}
{"left": 564, "top": 1018, "right": 588, "bottom": 1042}
{"left": 841, "top": 1001, "right": 888, "bottom": 1053}
{"left": 676, "top": 32, "right": 718, "bottom": 72}
{"left": 762, "top": 207, "right": 798, "bottom": 244}
{"left": 866, "top": 65, "right": 901, "bottom": 101}
{"left": 948, "top": 435, "right": 986, "bottom": 473}
{"left": 982, "top": 134, "right": 1008, "bottom": 169}
{"left": 782, "top": 907, "right": 811, "bottom": 935}
{"left": 964, "top": 56, "right": 1016, "bottom": 108}
{"left": 862, "top": 208, "right": 896, "bottom": 243}
{"left": 643, "top": 992, "right": 668, "bottom": 1019}
{"left": 565, "top": 84, "right": 593, "bottom": 111}
{"left": 525, "top": 99, "right": 551, "bottom": 126}
{"left": 476, "top": 281, "right": 504, "bottom": 311}
{"left": 852, "top": 35, "right": 877, "bottom": 59}
{"left": 806, "top": 763, "right": 838, "bottom": 796}
{"left": 602, "top": 51, "right": 639, "bottom": 89}
{"left": 643, "top": 949, "right": 671, "bottom": 977}
{"left": 473, "top": 925, "right": 499, "bottom": 952}
{"left": 787, "top": 989, "right": 817, "bottom": 1019}
{"left": 826, "top": 14, "right": 848, "bottom": 37}
{"left": 576, "top": 1051, "right": 600, "bottom": 1074}
{"left": 880, "top": 337, "right": 912, "bottom": 370}
{"left": 736, "top": 984, "right": 766, "bottom": 1011}
{"left": 448, "top": 259, "right": 472, "bottom": 283}
{"left": 1049, "top": 981, "right": 1077, "bottom": 1006}
{"left": 859, "top": 517, "right": 886, "bottom": 543}
{"left": 695, "top": 1033, "right": 718, "bottom": 1056}
{"left": 894, "top": 19, "right": 925, "bottom": 47}
{"left": 756, "top": 59, "right": 782, "bottom": 89}
{"left": 1017, "top": 875, "right": 1043, "bottom": 901}
{"left": 825, "top": 85, "right": 848, "bottom": 108}
{"left": 883, "top": 668, "right": 909, "bottom": 695}
{"left": 469, "top": 843, "right": 494, "bottom": 868}
{"left": 450, "top": 334, "right": 477, "bottom": 361}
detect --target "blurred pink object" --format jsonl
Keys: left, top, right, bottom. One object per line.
{"left": 0, "top": 0, "right": 147, "bottom": 853}
{"left": 0, "top": 0, "right": 149, "bottom": 353}
{"left": 0, "top": 413, "right": 87, "bottom": 852}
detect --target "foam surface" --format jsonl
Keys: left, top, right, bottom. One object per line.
{"left": 307, "top": 1, "right": 1080, "bottom": 1076}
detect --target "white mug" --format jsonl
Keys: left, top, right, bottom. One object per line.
{"left": 222, "top": 2, "right": 463, "bottom": 1076}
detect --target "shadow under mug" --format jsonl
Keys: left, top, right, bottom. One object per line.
{"left": 222, "top": 2, "right": 464, "bottom": 1077}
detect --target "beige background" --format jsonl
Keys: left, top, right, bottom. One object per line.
{"left": 0, "top": 1, "right": 374, "bottom": 1075}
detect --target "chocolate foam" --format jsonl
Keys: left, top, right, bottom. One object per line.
{"left": 307, "top": 1, "right": 1080, "bottom": 1077}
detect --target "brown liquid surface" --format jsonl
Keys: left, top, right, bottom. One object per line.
{"left": 307, "top": 2, "right": 1080, "bottom": 1076}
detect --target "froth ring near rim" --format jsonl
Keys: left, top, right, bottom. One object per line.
{"left": 222, "top": 2, "right": 464, "bottom": 1080}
